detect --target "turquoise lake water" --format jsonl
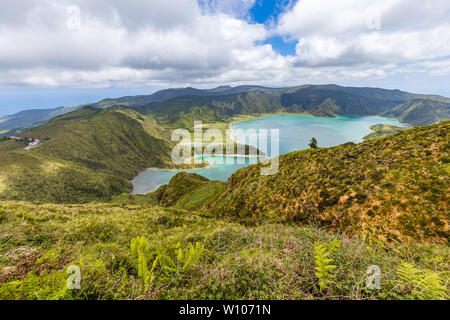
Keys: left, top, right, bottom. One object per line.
{"left": 131, "top": 115, "right": 407, "bottom": 194}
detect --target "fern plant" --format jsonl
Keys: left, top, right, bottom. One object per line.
{"left": 395, "top": 261, "right": 448, "bottom": 300}
{"left": 157, "top": 241, "right": 207, "bottom": 277}
{"left": 177, "top": 242, "right": 207, "bottom": 272}
{"left": 130, "top": 236, "right": 158, "bottom": 290}
{"left": 130, "top": 236, "right": 151, "bottom": 257}
{"left": 327, "top": 238, "right": 341, "bottom": 255}
{"left": 314, "top": 239, "right": 341, "bottom": 291}
{"left": 130, "top": 237, "right": 208, "bottom": 286}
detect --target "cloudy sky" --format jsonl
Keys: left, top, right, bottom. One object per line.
{"left": 1, "top": 0, "right": 450, "bottom": 114}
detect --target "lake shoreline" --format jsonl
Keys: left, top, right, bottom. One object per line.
{"left": 132, "top": 114, "right": 407, "bottom": 194}
{"left": 138, "top": 153, "right": 265, "bottom": 173}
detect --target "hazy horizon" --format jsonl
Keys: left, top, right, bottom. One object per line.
{"left": 1, "top": 0, "right": 450, "bottom": 116}
{"left": 2, "top": 82, "right": 450, "bottom": 117}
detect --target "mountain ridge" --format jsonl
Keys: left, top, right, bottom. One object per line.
{"left": 133, "top": 85, "right": 450, "bottom": 127}
{"left": 2, "top": 84, "right": 449, "bottom": 134}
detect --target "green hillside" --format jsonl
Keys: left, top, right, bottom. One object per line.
{"left": 20, "top": 107, "right": 174, "bottom": 178}
{"left": 0, "top": 107, "right": 186, "bottom": 203}
{"left": 112, "top": 173, "right": 227, "bottom": 212}
{"left": 0, "top": 201, "right": 448, "bottom": 300}
{"left": 134, "top": 91, "right": 281, "bottom": 129}
{"left": 92, "top": 85, "right": 282, "bottom": 109}
{"left": 279, "top": 85, "right": 402, "bottom": 115}
{"left": 153, "top": 173, "right": 227, "bottom": 211}
{"left": 363, "top": 124, "right": 407, "bottom": 141}
{"left": 382, "top": 99, "right": 450, "bottom": 126}
{"left": 0, "top": 151, "right": 129, "bottom": 203}
{"left": 0, "top": 137, "right": 28, "bottom": 152}
{"left": 212, "top": 121, "right": 449, "bottom": 244}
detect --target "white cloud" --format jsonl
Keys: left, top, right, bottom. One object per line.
{"left": 0, "top": 0, "right": 449, "bottom": 95}
{"left": 0, "top": 0, "right": 284, "bottom": 87}
{"left": 277, "top": 0, "right": 450, "bottom": 67}
{"left": 198, "top": 0, "right": 256, "bottom": 18}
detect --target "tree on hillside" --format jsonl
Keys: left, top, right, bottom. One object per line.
{"left": 309, "top": 137, "right": 318, "bottom": 149}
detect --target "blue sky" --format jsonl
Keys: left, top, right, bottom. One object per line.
{"left": 0, "top": 87, "right": 158, "bottom": 116}
{"left": 0, "top": 0, "right": 449, "bottom": 116}
{"left": 251, "top": 0, "right": 297, "bottom": 56}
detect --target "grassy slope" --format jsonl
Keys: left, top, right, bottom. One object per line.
{"left": 363, "top": 124, "right": 407, "bottom": 141}
{"left": 22, "top": 107, "right": 173, "bottom": 177}
{"left": 0, "top": 107, "right": 177, "bottom": 203}
{"left": 0, "top": 151, "right": 129, "bottom": 203}
{"left": 212, "top": 121, "right": 450, "bottom": 244}
{"left": 382, "top": 99, "right": 450, "bottom": 126}
{"left": 0, "top": 201, "right": 448, "bottom": 300}
{"left": 111, "top": 172, "right": 227, "bottom": 212}
{"left": 0, "top": 138, "right": 28, "bottom": 152}
{"left": 152, "top": 173, "right": 227, "bottom": 211}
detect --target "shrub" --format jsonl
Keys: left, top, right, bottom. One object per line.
{"left": 130, "top": 236, "right": 158, "bottom": 290}
{"left": 394, "top": 261, "right": 448, "bottom": 300}
{"left": 309, "top": 137, "right": 318, "bottom": 149}
{"left": 0, "top": 270, "right": 73, "bottom": 300}
{"left": 314, "top": 239, "right": 341, "bottom": 292}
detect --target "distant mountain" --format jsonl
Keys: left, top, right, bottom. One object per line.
{"left": 0, "top": 105, "right": 84, "bottom": 134}
{"left": 382, "top": 99, "right": 450, "bottom": 126}
{"left": 91, "top": 85, "right": 281, "bottom": 109}
{"left": 0, "top": 86, "right": 280, "bottom": 134}
{"left": 134, "top": 90, "right": 282, "bottom": 128}
{"left": 133, "top": 85, "right": 450, "bottom": 128}
{"left": 1, "top": 84, "right": 449, "bottom": 134}
{"left": 211, "top": 121, "right": 449, "bottom": 243}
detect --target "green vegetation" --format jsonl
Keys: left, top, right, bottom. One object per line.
{"left": 111, "top": 173, "right": 227, "bottom": 211}
{"left": 0, "top": 107, "right": 202, "bottom": 203}
{"left": 132, "top": 85, "right": 449, "bottom": 129}
{"left": 0, "top": 92, "right": 449, "bottom": 300}
{"left": 111, "top": 193, "right": 159, "bottom": 205}
{"left": 309, "top": 137, "right": 318, "bottom": 149}
{"left": 0, "top": 119, "right": 448, "bottom": 300}
{"left": 363, "top": 124, "right": 407, "bottom": 140}
{"left": 22, "top": 107, "right": 174, "bottom": 178}
{"left": 130, "top": 236, "right": 158, "bottom": 291}
{"left": 3, "top": 85, "right": 449, "bottom": 135}
{"left": 0, "top": 151, "right": 129, "bottom": 203}
{"left": 212, "top": 121, "right": 449, "bottom": 244}
{"left": 314, "top": 239, "right": 341, "bottom": 291}
{"left": 395, "top": 261, "right": 448, "bottom": 300}
{"left": 382, "top": 99, "right": 450, "bottom": 126}
{"left": 153, "top": 173, "right": 227, "bottom": 211}
{"left": 155, "top": 173, "right": 210, "bottom": 207}
{"left": 0, "top": 201, "right": 448, "bottom": 300}
{"left": 0, "top": 138, "right": 28, "bottom": 153}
